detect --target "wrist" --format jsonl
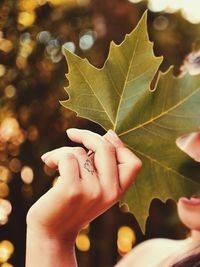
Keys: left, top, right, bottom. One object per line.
{"left": 26, "top": 208, "right": 78, "bottom": 245}
{"left": 26, "top": 225, "right": 77, "bottom": 248}
{"left": 26, "top": 227, "right": 77, "bottom": 267}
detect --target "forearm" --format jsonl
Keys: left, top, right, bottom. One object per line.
{"left": 25, "top": 228, "right": 77, "bottom": 267}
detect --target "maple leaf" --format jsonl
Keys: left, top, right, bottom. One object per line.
{"left": 61, "top": 11, "right": 200, "bottom": 231}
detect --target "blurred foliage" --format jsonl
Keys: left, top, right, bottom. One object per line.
{"left": 0, "top": 0, "right": 200, "bottom": 266}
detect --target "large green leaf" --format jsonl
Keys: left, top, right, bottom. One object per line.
{"left": 61, "top": 11, "right": 200, "bottom": 231}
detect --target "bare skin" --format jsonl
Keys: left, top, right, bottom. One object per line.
{"left": 25, "top": 129, "right": 200, "bottom": 267}
{"left": 25, "top": 128, "right": 142, "bottom": 267}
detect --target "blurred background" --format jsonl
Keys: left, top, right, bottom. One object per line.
{"left": 0, "top": 0, "right": 200, "bottom": 266}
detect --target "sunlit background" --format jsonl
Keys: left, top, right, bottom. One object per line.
{"left": 0, "top": 0, "right": 200, "bottom": 266}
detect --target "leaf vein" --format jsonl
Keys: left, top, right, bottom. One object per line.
{"left": 129, "top": 145, "right": 200, "bottom": 187}
{"left": 119, "top": 86, "right": 200, "bottom": 136}
{"left": 76, "top": 65, "right": 115, "bottom": 126}
{"left": 114, "top": 37, "right": 140, "bottom": 130}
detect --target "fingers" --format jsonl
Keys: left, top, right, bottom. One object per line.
{"left": 116, "top": 147, "right": 142, "bottom": 192}
{"left": 41, "top": 128, "right": 142, "bottom": 202}
{"left": 67, "top": 129, "right": 120, "bottom": 194}
{"left": 42, "top": 146, "right": 97, "bottom": 181}
{"left": 66, "top": 128, "right": 106, "bottom": 152}
{"left": 104, "top": 130, "right": 142, "bottom": 194}
{"left": 57, "top": 153, "right": 80, "bottom": 186}
{"left": 176, "top": 132, "right": 200, "bottom": 162}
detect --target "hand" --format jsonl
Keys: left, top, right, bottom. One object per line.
{"left": 176, "top": 132, "right": 200, "bottom": 162}
{"left": 26, "top": 129, "right": 142, "bottom": 243}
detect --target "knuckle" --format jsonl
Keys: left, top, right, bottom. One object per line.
{"left": 67, "top": 186, "right": 83, "bottom": 200}
{"left": 107, "top": 186, "right": 120, "bottom": 203}
{"left": 90, "top": 186, "right": 102, "bottom": 201}
{"left": 73, "top": 147, "right": 86, "bottom": 156}
{"left": 134, "top": 158, "right": 142, "bottom": 172}
{"left": 127, "top": 155, "right": 142, "bottom": 173}
{"left": 104, "top": 142, "right": 115, "bottom": 154}
{"left": 63, "top": 152, "right": 76, "bottom": 161}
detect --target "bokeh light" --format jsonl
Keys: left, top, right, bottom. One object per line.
{"left": 0, "top": 0, "right": 198, "bottom": 265}
{"left": 9, "top": 158, "right": 22, "bottom": 173}
{"left": 0, "top": 65, "right": 6, "bottom": 77}
{"left": 1, "top": 263, "right": 14, "bottom": 267}
{"left": 0, "top": 183, "right": 9, "bottom": 198}
{"left": 20, "top": 166, "right": 34, "bottom": 184}
{"left": 75, "top": 234, "right": 90, "bottom": 252}
{"left": 4, "top": 85, "right": 16, "bottom": 99}
{"left": 62, "top": 42, "right": 76, "bottom": 53}
{"left": 0, "top": 240, "right": 14, "bottom": 263}
{"left": 1, "top": 262, "right": 14, "bottom": 267}
{"left": 148, "top": 0, "right": 200, "bottom": 23}
{"left": 0, "top": 199, "right": 12, "bottom": 216}
{"left": 129, "top": 0, "right": 200, "bottom": 23}
{"left": 18, "top": 11, "right": 36, "bottom": 28}
{"left": 117, "top": 226, "right": 136, "bottom": 255}
{"left": 79, "top": 30, "right": 96, "bottom": 51}
{"left": 0, "top": 166, "right": 11, "bottom": 183}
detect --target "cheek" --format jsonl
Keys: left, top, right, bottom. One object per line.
{"left": 177, "top": 204, "right": 200, "bottom": 230}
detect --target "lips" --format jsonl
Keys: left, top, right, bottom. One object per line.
{"left": 180, "top": 196, "right": 200, "bottom": 206}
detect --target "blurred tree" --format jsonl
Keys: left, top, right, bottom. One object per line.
{"left": 0, "top": 0, "right": 200, "bottom": 266}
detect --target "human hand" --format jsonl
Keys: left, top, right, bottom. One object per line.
{"left": 26, "top": 129, "right": 142, "bottom": 243}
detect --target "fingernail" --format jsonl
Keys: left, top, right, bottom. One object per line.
{"left": 107, "top": 130, "right": 124, "bottom": 147}
{"left": 176, "top": 134, "right": 193, "bottom": 150}
{"left": 66, "top": 128, "right": 77, "bottom": 134}
{"left": 41, "top": 152, "right": 50, "bottom": 161}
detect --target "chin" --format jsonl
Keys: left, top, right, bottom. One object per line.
{"left": 177, "top": 197, "right": 200, "bottom": 230}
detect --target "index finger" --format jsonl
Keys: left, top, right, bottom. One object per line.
{"left": 66, "top": 128, "right": 120, "bottom": 193}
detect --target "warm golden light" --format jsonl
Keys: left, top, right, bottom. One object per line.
{"left": 147, "top": 0, "right": 200, "bottom": 23}
{"left": 4, "top": 85, "right": 16, "bottom": 98}
{"left": 117, "top": 237, "right": 133, "bottom": 255}
{"left": 0, "top": 118, "right": 20, "bottom": 143}
{"left": 117, "top": 226, "right": 136, "bottom": 255}
{"left": 18, "top": 11, "right": 36, "bottom": 27}
{"left": 1, "top": 262, "right": 14, "bottom": 267}
{"left": 118, "top": 226, "right": 136, "bottom": 241}
{"left": 27, "top": 126, "right": 39, "bottom": 141}
{"left": 0, "top": 38, "right": 13, "bottom": 53}
{"left": 75, "top": 234, "right": 90, "bottom": 252}
{"left": 9, "top": 158, "right": 22, "bottom": 173}
{"left": 0, "top": 166, "right": 11, "bottom": 183}
{"left": 16, "top": 56, "right": 27, "bottom": 69}
{"left": 0, "top": 183, "right": 9, "bottom": 198}
{"left": 0, "top": 207, "right": 8, "bottom": 225}
{"left": 0, "top": 240, "right": 14, "bottom": 263}
{"left": 18, "top": 0, "right": 38, "bottom": 11}
{"left": 48, "top": 0, "right": 73, "bottom": 6}
{"left": 0, "top": 199, "right": 12, "bottom": 215}
{"left": 21, "top": 166, "right": 34, "bottom": 184}
{"left": 0, "top": 65, "right": 6, "bottom": 77}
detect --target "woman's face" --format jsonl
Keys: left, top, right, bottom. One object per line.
{"left": 176, "top": 133, "right": 200, "bottom": 230}
{"left": 177, "top": 197, "right": 200, "bottom": 230}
